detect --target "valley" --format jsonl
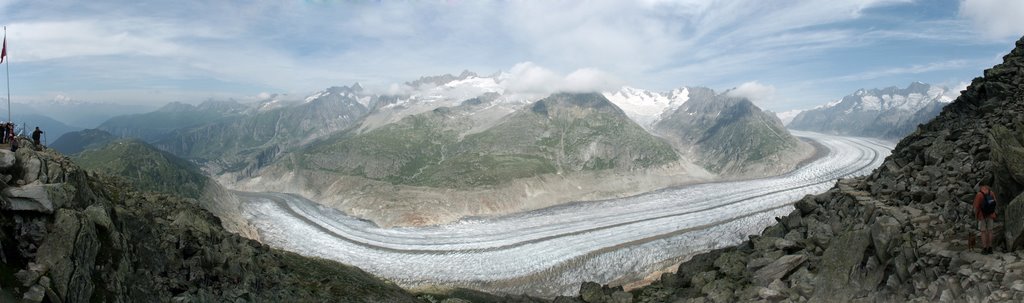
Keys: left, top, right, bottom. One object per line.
{"left": 233, "top": 131, "right": 892, "bottom": 297}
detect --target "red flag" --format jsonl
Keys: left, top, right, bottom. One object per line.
{"left": 0, "top": 35, "right": 6, "bottom": 64}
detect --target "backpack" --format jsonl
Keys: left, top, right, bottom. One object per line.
{"left": 981, "top": 191, "right": 997, "bottom": 215}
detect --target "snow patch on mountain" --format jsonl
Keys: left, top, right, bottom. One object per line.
{"left": 775, "top": 110, "right": 803, "bottom": 125}
{"left": 603, "top": 86, "right": 689, "bottom": 129}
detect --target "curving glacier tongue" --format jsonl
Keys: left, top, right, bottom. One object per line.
{"left": 236, "top": 131, "right": 892, "bottom": 297}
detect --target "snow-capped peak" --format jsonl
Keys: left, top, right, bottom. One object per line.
{"left": 603, "top": 86, "right": 689, "bottom": 129}
{"left": 775, "top": 109, "right": 803, "bottom": 125}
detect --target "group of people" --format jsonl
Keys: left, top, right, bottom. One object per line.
{"left": 0, "top": 122, "right": 15, "bottom": 144}
{"left": 0, "top": 122, "right": 45, "bottom": 151}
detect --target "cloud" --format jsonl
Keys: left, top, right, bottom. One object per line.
{"left": 821, "top": 60, "right": 971, "bottom": 83}
{"left": 959, "top": 0, "right": 1024, "bottom": 39}
{"left": 726, "top": 81, "right": 777, "bottom": 107}
{"left": 501, "top": 62, "right": 622, "bottom": 95}
{"left": 0, "top": 0, "right": 1010, "bottom": 112}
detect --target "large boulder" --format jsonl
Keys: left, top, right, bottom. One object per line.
{"left": 1005, "top": 193, "right": 1024, "bottom": 250}
{"left": 991, "top": 123, "right": 1024, "bottom": 250}
{"left": 0, "top": 149, "right": 16, "bottom": 172}
{"left": 2, "top": 181, "right": 75, "bottom": 213}
{"left": 751, "top": 254, "right": 806, "bottom": 286}
{"left": 813, "top": 229, "right": 871, "bottom": 301}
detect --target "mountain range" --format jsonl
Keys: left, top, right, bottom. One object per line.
{"left": 54, "top": 72, "right": 813, "bottom": 226}
{"left": 786, "top": 82, "right": 956, "bottom": 139}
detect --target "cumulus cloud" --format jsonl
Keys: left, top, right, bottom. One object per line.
{"left": 726, "top": 81, "right": 777, "bottom": 107}
{"left": 959, "top": 0, "right": 1024, "bottom": 39}
{"left": 501, "top": 62, "right": 622, "bottom": 95}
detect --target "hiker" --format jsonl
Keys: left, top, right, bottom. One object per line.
{"left": 9, "top": 134, "right": 17, "bottom": 152}
{"left": 31, "top": 127, "right": 43, "bottom": 150}
{"left": 5, "top": 123, "right": 12, "bottom": 143}
{"left": 974, "top": 184, "right": 998, "bottom": 254}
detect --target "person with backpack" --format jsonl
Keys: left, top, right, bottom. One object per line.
{"left": 974, "top": 184, "right": 998, "bottom": 254}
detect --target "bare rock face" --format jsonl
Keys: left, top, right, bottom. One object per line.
{"left": 1, "top": 182, "right": 75, "bottom": 213}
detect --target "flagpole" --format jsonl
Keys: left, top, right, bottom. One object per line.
{"left": 4, "top": 26, "right": 9, "bottom": 123}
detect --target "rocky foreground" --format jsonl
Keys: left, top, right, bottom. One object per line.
{"left": 0, "top": 138, "right": 421, "bottom": 302}
{"left": 549, "top": 37, "right": 1024, "bottom": 303}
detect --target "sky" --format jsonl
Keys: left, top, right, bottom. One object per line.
{"left": 0, "top": 0, "right": 1022, "bottom": 112}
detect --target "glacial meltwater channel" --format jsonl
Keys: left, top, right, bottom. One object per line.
{"left": 235, "top": 131, "right": 893, "bottom": 297}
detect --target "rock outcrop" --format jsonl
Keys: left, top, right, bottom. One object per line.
{"left": 0, "top": 137, "right": 421, "bottom": 302}
{"left": 563, "top": 35, "right": 1024, "bottom": 303}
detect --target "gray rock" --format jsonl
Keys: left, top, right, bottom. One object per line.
{"left": 23, "top": 284, "right": 45, "bottom": 303}
{"left": 758, "top": 287, "right": 785, "bottom": 301}
{"left": 691, "top": 271, "right": 718, "bottom": 289}
{"left": 700, "top": 279, "right": 735, "bottom": 303}
{"left": 18, "top": 155, "right": 42, "bottom": 184}
{"left": 34, "top": 209, "right": 99, "bottom": 303}
{"left": 2, "top": 182, "right": 75, "bottom": 213}
{"left": 714, "top": 251, "right": 747, "bottom": 279}
{"left": 813, "top": 230, "right": 871, "bottom": 301}
{"left": 746, "top": 258, "right": 773, "bottom": 272}
{"left": 84, "top": 205, "right": 113, "bottom": 230}
{"left": 579, "top": 282, "right": 605, "bottom": 303}
{"left": 441, "top": 298, "right": 472, "bottom": 303}
{"left": 0, "top": 150, "right": 15, "bottom": 171}
{"left": 774, "top": 238, "right": 801, "bottom": 251}
{"left": 661, "top": 272, "right": 681, "bottom": 288}
{"left": 609, "top": 291, "right": 632, "bottom": 303}
{"left": 752, "top": 254, "right": 807, "bottom": 286}
{"left": 870, "top": 216, "right": 901, "bottom": 262}
{"left": 1004, "top": 192, "right": 1024, "bottom": 250}
{"left": 794, "top": 197, "right": 819, "bottom": 215}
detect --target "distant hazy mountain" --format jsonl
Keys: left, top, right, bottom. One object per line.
{"left": 290, "top": 92, "right": 679, "bottom": 188}
{"left": 788, "top": 82, "right": 955, "bottom": 139}
{"left": 17, "top": 99, "right": 156, "bottom": 129}
{"left": 654, "top": 87, "right": 810, "bottom": 175}
{"left": 17, "top": 113, "right": 83, "bottom": 142}
{"left": 154, "top": 85, "right": 372, "bottom": 176}
{"left": 49, "top": 128, "right": 117, "bottom": 154}
{"left": 98, "top": 100, "right": 250, "bottom": 142}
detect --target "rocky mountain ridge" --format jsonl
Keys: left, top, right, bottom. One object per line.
{"left": 788, "top": 82, "right": 956, "bottom": 139}
{"left": 0, "top": 138, "right": 424, "bottom": 302}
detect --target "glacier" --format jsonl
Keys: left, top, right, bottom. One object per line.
{"left": 235, "top": 131, "right": 892, "bottom": 297}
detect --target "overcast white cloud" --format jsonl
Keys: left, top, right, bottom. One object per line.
{"left": 726, "top": 81, "right": 778, "bottom": 108}
{"left": 959, "top": 0, "right": 1024, "bottom": 39}
{"left": 501, "top": 63, "right": 622, "bottom": 95}
{"left": 0, "top": 0, "right": 1018, "bottom": 111}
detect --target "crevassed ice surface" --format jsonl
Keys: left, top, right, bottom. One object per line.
{"left": 236, "top": 131, "right": 893, "bottom": 297}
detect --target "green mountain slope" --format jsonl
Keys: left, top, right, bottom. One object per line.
{"left": 296, "top": 92, "right": 679, "bottom": 188}
{"left": 74, "top": 139, "right": 210, "bottom": 199}
{"left": 50, "top": 128, "right": 118, "bottom": 155}
{"left": 655, "top": 87, "right": 805, "bottom": 174}
{"left": 98, "top": 100, "right": 249, "bottom": 142}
